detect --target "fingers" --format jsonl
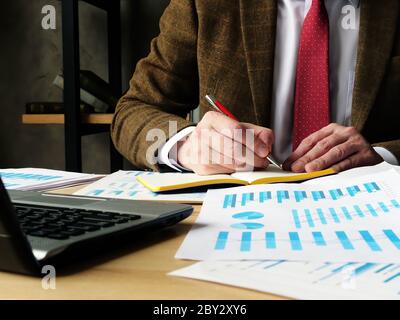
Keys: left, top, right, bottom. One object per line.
{"left": 304, "top": 141, "right": 359, "bottom": 172}
{"left": 290, "top": 133, "right": 349, "bottom": 172}
{"left": 332, "top": 149, "right": 384, "bottom": 173}
{"left": 283, "top": 124, "right": 335, "bottom": 170}
{"left": 189, "top": 128, "right": 269, "bottom": 170}
{"left": 177, "top": 112, "right": 275, "bottom": 175}
{"left": 241, "top": 123, "right": 274, "bottom": 158}
{"left": 200, "top": 112, "right": 274, "bottom": 158}
{"left": 283, "top": 124, "right": 383, "bottom": 173}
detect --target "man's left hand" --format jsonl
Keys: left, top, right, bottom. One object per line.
{"left": 283, "top": 123, "right": 383, "bottom": 173}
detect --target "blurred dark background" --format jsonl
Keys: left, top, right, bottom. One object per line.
{"left": 0, "top": 0, "right": 170, "bottom": 173}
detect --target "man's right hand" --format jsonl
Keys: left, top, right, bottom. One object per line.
{"left": 176, "top": 111, "right": 274, "bottom": 175}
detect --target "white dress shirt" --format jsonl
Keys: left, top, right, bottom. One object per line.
{"left": 159, "top": 0, "right": 398, "bottom": 171}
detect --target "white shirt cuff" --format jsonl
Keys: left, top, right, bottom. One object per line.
{"left": 158, "top": 126, "right": 196, "bottom": 172}
{"left": 374, "top": 147, "right": 399, "bottom": 166}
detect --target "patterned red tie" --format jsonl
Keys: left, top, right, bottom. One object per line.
{"left": 292, "top": 0, "right": 330, "bottom": 150}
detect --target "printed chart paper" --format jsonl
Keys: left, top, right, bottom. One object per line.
{"left": 0, "top": 168, "right": 101, "bottom": 191}
{"left": 170, "top": 260, "right": 400, "bottom": 300}
{"left": 176, "top": 170, "right": 400, "bottom": 263}
{"left": 74, "top": 170, "right": 206, "bottom": 203}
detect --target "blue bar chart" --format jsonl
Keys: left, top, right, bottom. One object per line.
{"left": 0, "top": 172, "right": 63, "bottom": 181}
{"left": 214, "top": 229, "right": 400, "bottom": 254}
{"left": 202, "top": 260, "right": 400, "bottom": 299}
{"left": 222, "top": 180, "right": 388, "bottom": 208}
{"left": 176, "top": 171, "right": 400, "bottom": 264}
{"left": 290, "top": 200, "right": 400, "bottom": 229}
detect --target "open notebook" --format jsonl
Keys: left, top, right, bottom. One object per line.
{"left": 136, "top": 167, "right": 336, "bottom": 192}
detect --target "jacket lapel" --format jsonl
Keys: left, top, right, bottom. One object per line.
{"left": 352, "top": 0, "right": 399, "bottom": 131}
{"left": 239, "top": 0, "right": 277, "bottom": 126}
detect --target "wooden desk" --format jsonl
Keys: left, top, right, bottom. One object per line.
{"left": 0, "top": 186, "right": 283, "bottom": 300}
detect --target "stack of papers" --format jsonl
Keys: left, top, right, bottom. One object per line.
{"left": 0, "top": 168, "right": 102, "bottom": 191}
{"left": 74, "top": 170, "right": 206, "bottom": 203}
{"left": 170, "top": 162, "right": 400, "bottom": 299}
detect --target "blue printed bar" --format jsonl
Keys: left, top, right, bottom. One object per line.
{"left": 336, "top": 231, "right": 355, "bottom": 250}
{"left": 375, "top": 264, "right": 394, "bottom": 274}
{"left": 215, "top": 231, "right": 229, "bottom": 250}
{"left": 263, "top": 260, "right": 285, "bottom": 270}
{"left": 265, "top": 232, "right": 276, "bottom": 249}
{"left": 347, "top": 186, "right": 361, "bottom": 197}
{"left": 223, "top": 195, "right": 233, "bottom": 208}
{"left": 259, "top": 191, "right": 272, "bottom": 203}
{"left": 353, "top": 205, "right": 365, "bottom": 217}
{"left": 371, "top": 182, "right": 380, "bottom": 191}
{"left": 311, "top": 191, "right": 325, "bottom": 201}
{"left": 231, "top": 194, "right": 237, "bottom": 207}
{"left": 305, "top": 209, "right": 315, "bottom": 228}
{"left": 312, "top": 232, "right": 327, "bottom": 246}
{"left": 289, "top": 232, "right": 303, "bottom": 251}
{"left": 0, "top": 172, "right": 62, "bottom": 181}
{"left": 241, "top": 232, "right": 252, "bottom": 252}
{"left": 391, "top": 199, "right": 400, "bottom": 209}
{"left": 366, "top": 204, "right": 378, "bottom": 217}
{"left": 353, "top": 263, "right": 377, "bottom": 276}
{"left": 384, "top": 272, "right": 400, "bottom": 283}
{"left": 364, "top": 183, "right": 373, "bottom": 193}
{"left": 341, "top": 207, "right": 352, "bottom": 220}
{"left": 329, "top": 208, "right": 340, "bottom": 223}
{"left": 241, "top": 193, "right": 254, "bottom": 206}
{"left": 129, "top": 191, "right": 138, "bottom": 197}
{"left": 110, "top": 191, "right": 123, "bottom": 196}
{"left": 329, "top": 189, "right": 341, "bottom": 200}
{"left": 277, "top": 190, "right": 289, "bottom": 204}
{"left": 383, "top": 229, "right": 400, "bottom": 249}
{"left": 329, "top": 190, "right": 336, "bottom": 200}
{"left": 311, "top": 191, "right": 320, "bottom": 201}
{"left": 294, "top": 191, "right": 307, "bottom": 202}
{"left": 364, "top": 182, "right": 380, "bottom": 193}
{"left": 89, "top": 189, "right": 104, "bottom": 196}
{"left": 378, "top": 202, "right": 390, "bottom": 213}
{"left": 292, "top": 210, "right": 302, "bottom": 229}
{"left": 359, "top": 231, "right": 382, "bottom": 252}
{"left": 332, "top": 262, "right": 356, "bottom": 274}
{"left": 317, "top": 208, "right": 327, "bottom": 225}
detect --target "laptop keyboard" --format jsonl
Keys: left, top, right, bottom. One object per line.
{"left": 14, "top": 205, "right": 141, "bottom": 240}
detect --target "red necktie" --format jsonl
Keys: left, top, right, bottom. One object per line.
{"left": 292, "top": 0, "right": 330, "bottom": 150}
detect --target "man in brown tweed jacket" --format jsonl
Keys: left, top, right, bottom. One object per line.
{"left": 111, "top": 0, "right": 400, "bottom": 175}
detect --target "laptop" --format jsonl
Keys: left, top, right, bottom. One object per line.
{"left": 0, "top": 178, "right": 193, "bottom": 276}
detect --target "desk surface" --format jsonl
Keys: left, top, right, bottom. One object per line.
{"left": 0, "top": 185, "right": 283, "bottom": 300}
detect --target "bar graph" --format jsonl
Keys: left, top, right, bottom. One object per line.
{"left": 188, "top": 260, "right": 400, "bottom": 299}
{"left": 0, "top": 172, "right": 63, "bottom": 181}
{"left": 177, "top": 170, "right": 400, "bottom": 264}
{"left": 290, "top": 200, "right": 400, "bottom": 229}
{"left": 222, "top": 180, "right": 388, "bottom": 208}
{"left": 214, "top": 229, "right": 400, "bottom": 254}
{"left": 76, "top": 170, "right": 206, "bottom": 202}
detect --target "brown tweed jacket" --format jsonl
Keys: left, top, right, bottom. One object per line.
{"left": 111, "top": 0, "right": 400, "bottom": 171}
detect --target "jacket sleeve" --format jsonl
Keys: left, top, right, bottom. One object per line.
{"left": 111, "top": 0, "right": 198, "bottom": 170}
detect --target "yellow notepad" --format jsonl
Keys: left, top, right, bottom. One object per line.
{"left": 137, "top": 167, "right": 336, "bottom": 192}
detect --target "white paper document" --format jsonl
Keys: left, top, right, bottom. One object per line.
{"left": 170, "top": 260, "right": 400, "bottom": 300}
{"left": 176, "top": 169, "right": 400, "bottom": 263}
{"left": 0, "top": 168, "right": 101, "bottom": 191}
{"left": 74, "top": 170, "right": 206, "bottom": 203}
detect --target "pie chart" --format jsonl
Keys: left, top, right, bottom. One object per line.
{"left": 232, "top": 211, "right": 264, "bottom": 220}
{"left": 231, "top": 222, "right": 264, "bottom": 230}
